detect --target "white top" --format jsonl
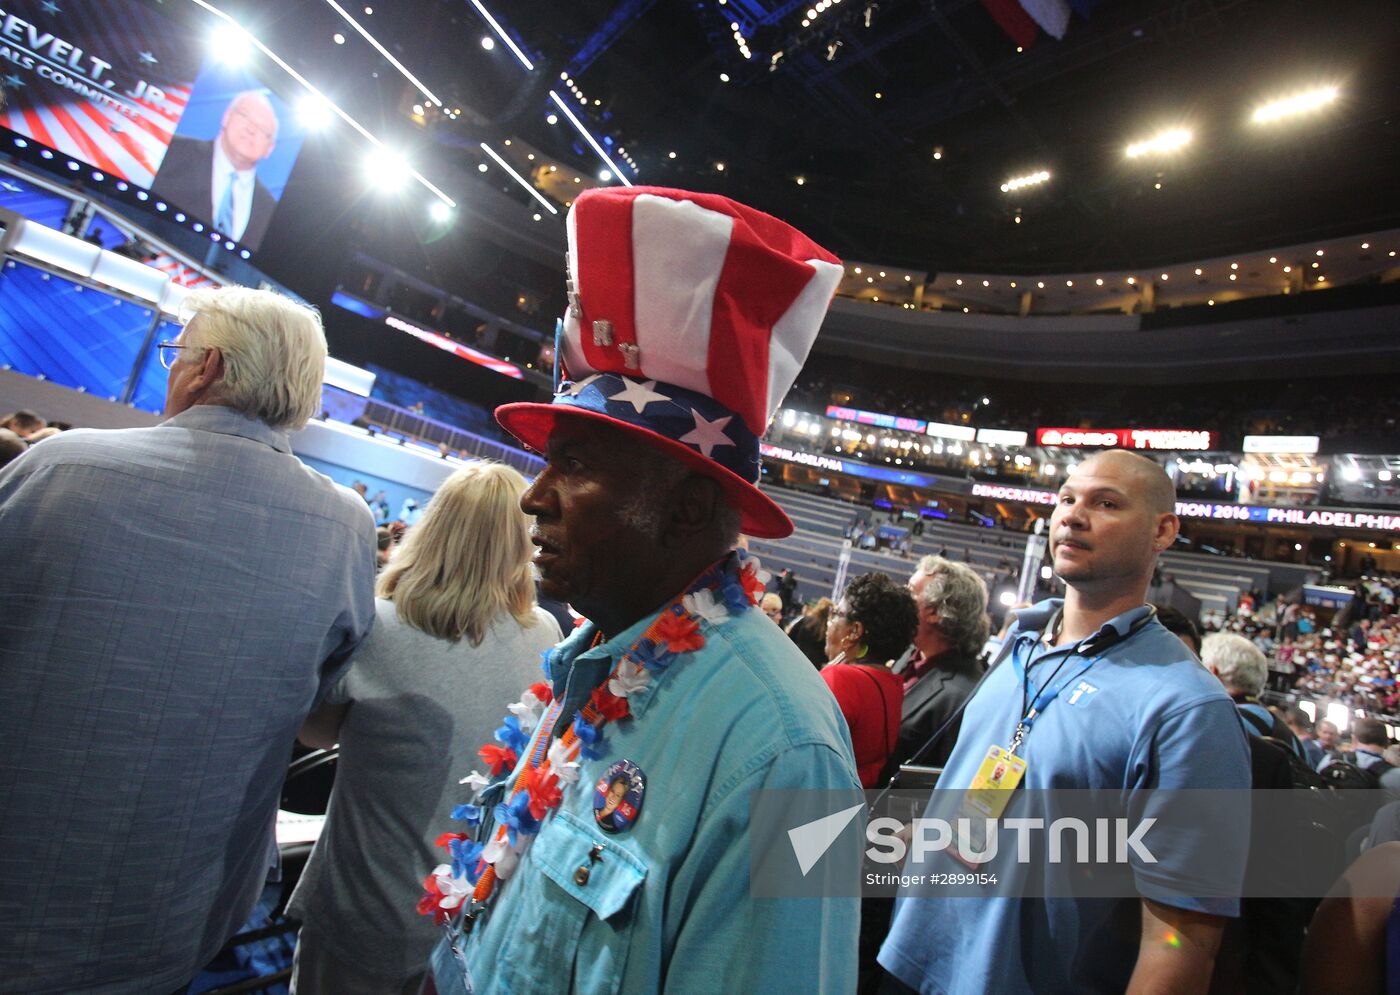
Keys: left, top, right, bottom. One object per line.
{"left": 286, "top": 597, "right": 562, "bottom": 980}
{"left": 211, "top": 138, "right": 256, "bottom": 241}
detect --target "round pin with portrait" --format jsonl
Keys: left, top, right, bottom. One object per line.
{"left": 593, "top": 759, "right": 645, "bottom": 834}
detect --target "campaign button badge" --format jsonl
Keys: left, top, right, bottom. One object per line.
{"left": 593, "top": 759, "right": 645, "bottom": 834}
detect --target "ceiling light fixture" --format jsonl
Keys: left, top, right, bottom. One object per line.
{"left": 1000, "top": 169, "right": 1050, "bottom": 193}
{"left": 1125, "top": 127, "right": 1192, "bottom": 158}
{"left": 297, "top": 93, "right": 335, "bottom": 130}
{"left": 730, "top": 21, "right": 751, "bottom": 60}
{"left": 548, "top": 91, "right": 632, "bottom": 185}
{"left": 209, "top": 23, "right": 254, "bottom": 65}
{"left": 479, "top": 141, "right": 559, "bottom": 213}
{"left": 318, "top": 0, "right": 443, "bottom": 104}
{"left": 1251, "top": 85, "right": 1339, "bottom": 124}
{"left": 464, "top": 0, "right": 535, "bottom": 70}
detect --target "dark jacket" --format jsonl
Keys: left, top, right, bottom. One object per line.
{"left": 151, "top": 136, "right": 277, "bottom": 248}
{"left": 890, "top": 648, "right": 983, "bottom": 773}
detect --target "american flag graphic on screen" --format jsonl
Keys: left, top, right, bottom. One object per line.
{"left": 0, "top": 0, "right": 201, "bottom": 187}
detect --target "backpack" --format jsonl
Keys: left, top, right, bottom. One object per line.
{"left": 1321, "top": 756, "right": 1382, "bottom": 790}
{"left": 1320, "top": 752, "right": 1394, "bottom": 855}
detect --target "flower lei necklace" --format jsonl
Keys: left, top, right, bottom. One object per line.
{"left": 417, "top": 552, "right": 767, "bottom": 928}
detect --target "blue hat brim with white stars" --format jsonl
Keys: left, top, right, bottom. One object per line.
{"left": 496, "top": 372, "right": 794, "bottom": 539}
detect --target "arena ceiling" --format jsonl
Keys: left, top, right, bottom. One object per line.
{"left": 203, "top": 0, "right": 1399, "bottom": 276}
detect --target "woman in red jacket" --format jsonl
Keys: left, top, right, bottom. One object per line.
{"left": 822, "top": 573, "right": 918, "bottom": 788}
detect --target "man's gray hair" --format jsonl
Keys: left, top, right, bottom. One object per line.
{"left": 180, "top": 287, "right": 326, "bottom": 431}
{"left": 911, "top": 555, "right": 990, "bottom": 657}
{"left": 1201, "top": 632, "right": 1267, "bottom": 697}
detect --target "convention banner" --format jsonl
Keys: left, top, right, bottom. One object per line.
{"left": 0, "top": 0, "right": 201, "bottom": 187}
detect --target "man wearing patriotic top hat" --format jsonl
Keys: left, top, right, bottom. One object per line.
{"left": 419, "top": 187, "right": 860, "bottom": 993}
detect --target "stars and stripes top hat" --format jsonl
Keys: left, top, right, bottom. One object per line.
{"left": 495, "top": 186, "right": 844, "bottom": 539}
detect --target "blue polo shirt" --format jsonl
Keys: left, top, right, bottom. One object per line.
{"left": 880, "top": 600, "right": 1251, "bottom": 995}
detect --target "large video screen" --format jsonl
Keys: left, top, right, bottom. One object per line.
{"left": 0, "top": 0, "right": 310, "bottom": 251}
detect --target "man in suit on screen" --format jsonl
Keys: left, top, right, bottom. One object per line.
{"left": 152, "top": 90, "right": 279, "bottom": 247}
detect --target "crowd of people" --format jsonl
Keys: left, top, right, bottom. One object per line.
{"left": 0, "top": 409, "right": 69, "bottom": 468}
{"left": 4, "top": 186, "right": 1399, "bottom": 995}
{"left": 786, "top": 355, "right": 1400, "bottom": 454}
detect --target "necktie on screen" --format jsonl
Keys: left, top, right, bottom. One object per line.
{"left": 216, "top": 171, "right": 236, "bottom": 234}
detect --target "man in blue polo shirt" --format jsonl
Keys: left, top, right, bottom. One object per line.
{"left": 880, "top": 449, "right": 1251, "bottom": 994}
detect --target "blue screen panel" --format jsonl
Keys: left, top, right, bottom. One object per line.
{"left": 0, "top": 259, "right": 158, "bottom": 401}
{"left": 127, "top": 318, "right": 183, "bottom": 414}
{"left": 0, "top": 173, "right": 71, "bottom": 230}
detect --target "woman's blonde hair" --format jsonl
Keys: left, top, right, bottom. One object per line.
{"left": 376, "top": 462, "right": 539, "bottom": 644}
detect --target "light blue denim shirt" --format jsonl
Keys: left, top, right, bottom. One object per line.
{"left": 0, "top": 405, "right": 377, "bottom": 994}
{"left": 450, "top": 556, "right": 861, "bottom": 994}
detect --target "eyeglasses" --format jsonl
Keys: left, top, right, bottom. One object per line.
{"left": 229, "top": 106, "right": 277, "bottom": 142}
{"left": 157, "top": 341, "right": 196, "bottom": 370}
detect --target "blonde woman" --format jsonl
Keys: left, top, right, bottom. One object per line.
{"left": 287, "top": 463, "right": 562, "bottom": 995}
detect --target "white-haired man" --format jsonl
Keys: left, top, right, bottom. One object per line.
{"left": 894, "top": 556, "right": 989, "bottom": 771}
{"left": 1201, "top": 632, "right": 1306, "bottom": 759}
{"left": 0, "top": 287, "right": 376, "bottom": 993}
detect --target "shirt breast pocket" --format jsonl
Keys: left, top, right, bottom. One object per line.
{"left": 496, "top": 810, "right": 648, "bottom": 995}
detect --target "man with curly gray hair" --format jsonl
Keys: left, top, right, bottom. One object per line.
{"left": 0, "top": 286, "right": 376, "bottom": 993}
{"left": 890, "top": 556, "right": 990, "bottom": 772}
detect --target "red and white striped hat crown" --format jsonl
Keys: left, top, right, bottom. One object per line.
{"left": 496, "top": 186, "right": 843, "bottom": 538}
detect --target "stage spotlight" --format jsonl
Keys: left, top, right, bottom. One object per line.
{"left": 1125, "top": 128, "right": 1191, "bottom": 158}
{"left": 297, "top": 94, "right": 335, "bottom": 130}
{"left": 174, "top": 213, "right": 185, "bottom": 222}
{"left": 365, "top": 147, "right": 411, "bottom": 190}
{"left": 546, "top": 113, "right": 558, "bottom": 125}
{"left": 1251, "top": 85, "right": 1339, "bottom": 124}
{"left": 240, "top": 249, "right": 251, "bottom": 259}
{"left": 429, "top": 201, "right": 452, "bottom": 222}
{"left": 480, "top": 36, "right": 495, "bottom": 50}
{"left": 210, "top": 23, "right": 254, "bottom": 66}
{"left": 91, "top": 171, "right": 104, "bottom": 182}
